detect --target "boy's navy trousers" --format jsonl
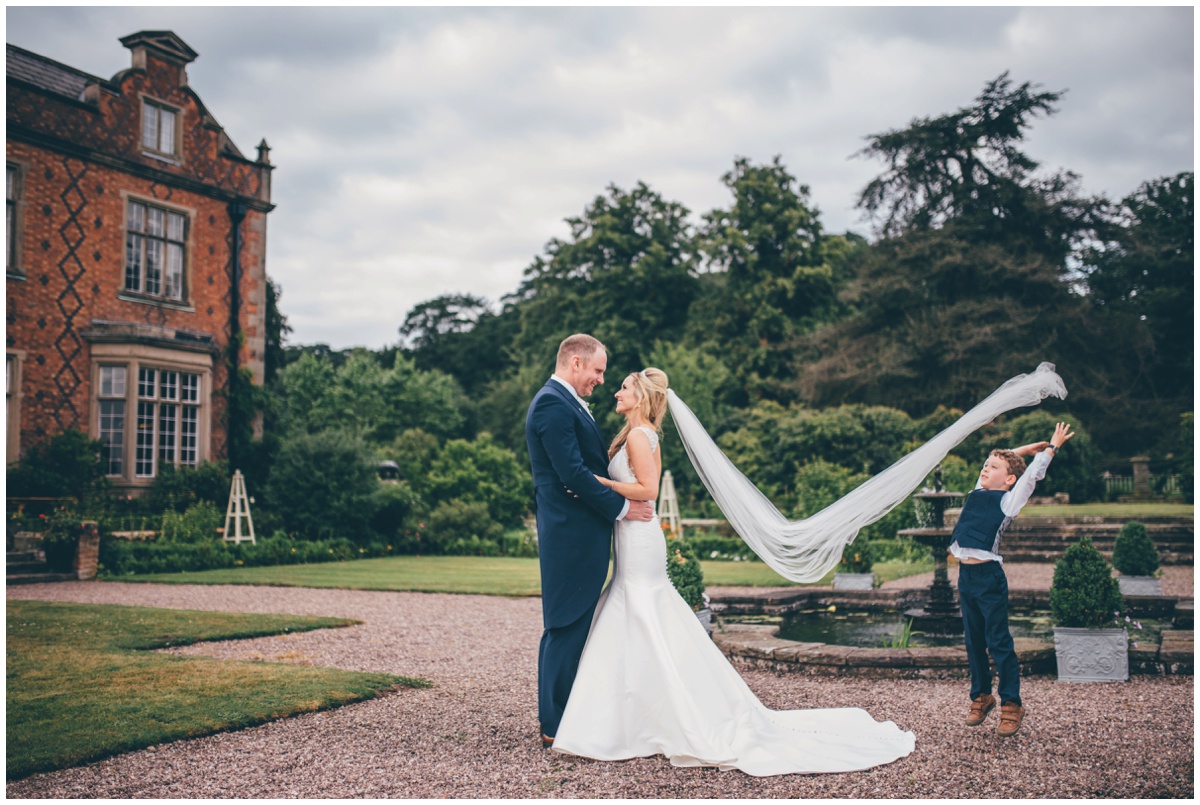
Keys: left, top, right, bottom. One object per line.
{"left": 957, "top": 560, "right": 1021, "bottom": 706}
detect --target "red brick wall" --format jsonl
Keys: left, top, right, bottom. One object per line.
{"left": 7, "top": 41, "right": 272, "bottom": 462}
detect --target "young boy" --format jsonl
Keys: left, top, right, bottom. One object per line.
{"left": 950, "top": 422, "right": 1074, "bottom": 738}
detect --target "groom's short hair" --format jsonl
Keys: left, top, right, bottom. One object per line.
{"left": 557, "top": 333, "right": 605, "bottom": 369}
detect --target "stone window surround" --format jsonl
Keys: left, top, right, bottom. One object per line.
{"left": 88, "top": 340, "right": 214, "bottom": 490}
{"left": 6, "top": 159, "right": 28, "bottom": 278}
{"left": 139, "top": 94, "right": 182, "bottom": 162}
{"left": 6, "top": 349, "right": 25, "bottom": 464}
{"left": 119, "top": 190, "right": 196, "bottom": 311}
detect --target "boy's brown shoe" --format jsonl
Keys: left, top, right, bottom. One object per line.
{"left": 997, "top": 702, "right": 1025, "bottom": 737}
{"left": 965, "top": 694, "right": 996, "bottom": 726}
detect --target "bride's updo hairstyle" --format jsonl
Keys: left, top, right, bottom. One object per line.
{"left": 608, "top": 368, "right": 669, "bottom": 459}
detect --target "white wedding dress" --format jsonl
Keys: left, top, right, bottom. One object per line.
{"left": 552, "top": 427, "right": 916, "bottom": 776}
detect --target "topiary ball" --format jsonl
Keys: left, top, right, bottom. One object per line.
{"left": 1049, "top": 535, "right": 1124, "bottom": 629}
{"left": 1111, "top": 521, "right": 1160, "bottom": 577}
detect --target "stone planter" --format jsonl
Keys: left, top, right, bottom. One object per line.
{"left": 695, "top": 608, "right": 713, "bottom": 635}
{"left": 1117, "top": 575, "right": 1162, "bottom": 597}
{"left": 1052, "top": 626, "right": 1129, "bottom": 682}
{"left": 832, "top": 572, "right": 876, "bottom": 591}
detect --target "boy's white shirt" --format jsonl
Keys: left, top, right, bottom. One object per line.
{"left": 949, "top": 450, "right": 1054, "bottom": 565}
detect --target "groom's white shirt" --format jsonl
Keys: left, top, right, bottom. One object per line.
{"left": 551, "top": 374, "right": 629, "bottom": 521}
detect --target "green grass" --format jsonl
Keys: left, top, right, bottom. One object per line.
{"left": 6, "top": 600, "right": 428, "bottom": 780}
{"left": 121, "top": 555, "right": 547, "bottom": 596}
{"left": 116, "top": 553, "right": 933, "bottom": 595}
{"left": 1016, "top": 502, "right": 1192, "bottom": 517}
{"left": 700, "top": 557, "right": 934, "bottom": 587}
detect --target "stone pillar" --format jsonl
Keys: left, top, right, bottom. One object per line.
{"left": 1131, "top": 456, "right": 1152, "bottom": 500}
{"left": 74, "top": 520, "right": 100, "bottom": 581}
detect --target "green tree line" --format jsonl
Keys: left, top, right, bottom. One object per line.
{"left": 265, "top": 72, "right": 1191, "bottom": 533}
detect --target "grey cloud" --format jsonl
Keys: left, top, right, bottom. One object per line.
{"left": 7, "top": 5, "right": 1191, "bottom": 349}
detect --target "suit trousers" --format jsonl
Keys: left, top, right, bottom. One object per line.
{"left": 538, "top": 601, "right": 598, "bottom": 736}
{"left": 957, "top": 560, "right": 1021, "bottom": 706}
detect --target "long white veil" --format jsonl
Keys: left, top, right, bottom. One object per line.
{"left": 666, "top": 362, "right": 1067, "bottom": 582}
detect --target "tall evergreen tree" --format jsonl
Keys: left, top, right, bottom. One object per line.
{"left": 696, "top": 156, "right": 839, "bottom": 401}
{"left": 792, "top": 72, "right": 1157, "bottom": 455}
{"left": 1080, "top": 172, "right": 1194, "bottom": 408}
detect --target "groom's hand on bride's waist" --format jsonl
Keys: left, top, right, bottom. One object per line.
{"left": 625, "top": 500, "right": 654, "bottom": 522}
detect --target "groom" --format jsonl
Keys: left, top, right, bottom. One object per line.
{"left": 525, "top": 333, "right": 653, "bottom": 748}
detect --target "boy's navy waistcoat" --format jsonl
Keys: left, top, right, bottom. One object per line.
{"left": 951, "top": 489, "right": 1010, "bottom": 554}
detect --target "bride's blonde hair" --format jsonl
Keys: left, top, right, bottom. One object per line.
{"left": 608, "top": 368, "right": 670, "bottom": 459}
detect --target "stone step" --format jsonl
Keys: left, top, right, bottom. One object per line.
{"left": 7, "top": 550, "right": 40, "bottom": 563}
{"left": 1173, "top": 600, "right": 1194, "bottom": 630}
{"left": 11, "top": 533, "right": 44, "bottom": 552}
{"left": 6, "top": 561, "right": 49, "bottom": 574}
{"left": 1002, "top": 549, "right": 1192, "bottom": 566}
{"left": 1002, "top": 533, "right": 1193, "bottom": 547}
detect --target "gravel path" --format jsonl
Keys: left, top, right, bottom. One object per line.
{"left": 7, "top": 581, "right": 1194, "bottom": 798}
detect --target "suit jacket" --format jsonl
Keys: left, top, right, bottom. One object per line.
{"left": 525, "top": 379, "right": 626, "bottom": 629}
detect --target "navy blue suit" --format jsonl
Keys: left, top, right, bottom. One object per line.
{"left": 525, "top": 379, "right": 625, "bottom": 736}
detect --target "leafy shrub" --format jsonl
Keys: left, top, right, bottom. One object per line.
{"left": 684, "top": 531, "right": 758, "bottom": 562}
{"left": 99, "top": 537, "right": 235, "bottom": 575}
{"left": 1110, "top": 521, "right": 1160, "bottom": 577}
{"left": 498, "top": 529, "right": 539, "bottom": 558}
{"left": 425, "top": 434, "right": 530, "bottom": 528}
{"left": 717, "top": 403, "right": 920, "bottom": 512}
{"left": 159, "top": 502, "right": 222, "bottom": 544}
{"left": 838, "top": 539, "right": 873, "bottom": 573}
{"left": 98, "top": 532, "right": 368, "bottom": 576}
{"left": 369, "top": 482, "right": 424, "bottom": 541}
{"left": 866, "top": 536, "right": 930, "bottom": 564}
{"left": 7, "top": 429, "right": 105, "bottom": 504}
{"left": 265, "top": 430, "right": 379, "bottom": 542}
{"left": 666, "top": 536, "right": 706, "bottom": 611}
{"left": 920, "top": 455, "right": 976, "bottom": 495}
{"left": 147, "top": 461, "right": 230, "bottom": 514}
{"left": 794, "top": 458, "right": 918, "bottom": 544}
{"left": 794, "top": 459, "right": 867, "bottom": 518}
{"left": 444, "top": 535, "right": 502, "bottom": 556}
{"left": 1049, "top": 536, "right": 1124, "bottom": 629}
{"left": 424, "top": 500, "right": 503, "bottom": 554}
{"left": 382, "top": 429, "right": 439, "bottom": 491}
{"left": 985, "top": 411, "right": 1103, "bottom": 502}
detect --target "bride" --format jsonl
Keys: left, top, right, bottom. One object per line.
{"left": 550, "top": 368, "right": 916, "bottom": 776}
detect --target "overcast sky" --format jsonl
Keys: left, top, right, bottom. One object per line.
{"left": 7, "top": 4, "right": 1194, "bottom": 349}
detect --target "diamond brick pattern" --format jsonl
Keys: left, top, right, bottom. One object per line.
{"left": 50, "top": 156, "right": 90, "bottom": 430}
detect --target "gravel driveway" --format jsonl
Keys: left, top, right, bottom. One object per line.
{"left": 6, "top": 581, "right": 1193, "bottom": 798}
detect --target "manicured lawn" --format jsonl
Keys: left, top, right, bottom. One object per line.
{"left": 701, "top": 557, "right": 933, "bottom": 587}
{"left": 6, "top": 600, "right": 427, "bottom": 780}
{"left": 1016, "top": 502, "right": 1193, "bottom": 517}
{"left": 115, "top": 554, "right": 934, "bottom": 595}
{"left": 123, "top": 555, "right": 547, "bottom": 596}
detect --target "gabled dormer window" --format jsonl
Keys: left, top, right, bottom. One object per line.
{"left": 141, "top": 98, "right": 178, "bottom": 158}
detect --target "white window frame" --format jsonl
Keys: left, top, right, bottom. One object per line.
{"left": 124, "top": 198, "right": 190, "bottom": 303}
{"left": 6, "top": 162, "right": 25, "bottom": 277}
{"left": 141, "top": 98, "right": 180, "bottom": 158}
{"left": 6, "top": 350, "right": 24, "bottom": 464}
{"left": 89, "top": 345, "right": 212, "bottom": 489}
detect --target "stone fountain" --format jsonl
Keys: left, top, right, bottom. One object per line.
{"left": 899, "top": 467, "right": 964, "bottom": 635}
